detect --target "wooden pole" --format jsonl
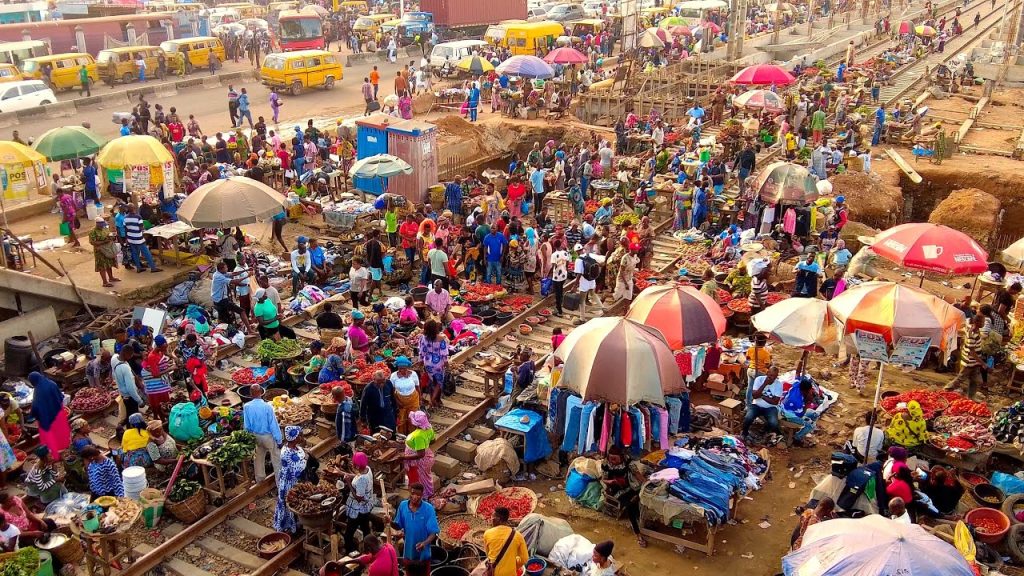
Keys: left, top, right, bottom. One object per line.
{"left": 0, "top": 227, "right": 65, "bottom": 277}
{"left": 58, "top": 258, "right": 96, "bottom": 320}
{"left": 26, "top": 330, "right": 45, "bottom": 370}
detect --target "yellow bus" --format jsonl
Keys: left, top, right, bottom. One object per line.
{"left": 503, "top": 21, "right": 565, "bottom": 55}
{"left": 20, "top": 53, "right": 97, "bottom": 90}
{"left": 217, "top": 2, "right": 266, "bottom": 19}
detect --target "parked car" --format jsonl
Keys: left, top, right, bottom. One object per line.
{"left": 0, "top": 79, "right": 56, "bottom": 113}
{"left": 546, "top": 3, "right": 587, "bottom": 22}
{"left": 527, "top": 6, "right": 549, "bottom": 19}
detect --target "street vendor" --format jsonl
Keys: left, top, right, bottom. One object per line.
{"left": 403, "top": 411, "right": 436, "bottom": 499}
{"left": 145, "top": 420, "right": 178, "bottom": 469}
{"left": 390, "top": 356, "right": 421, "bottom": 435}
{"left": 81, "top": 446, "right": 124, "bottom": 497}
{"left": 22, "top": 446, "right": 65, "bottom": 505}
{"left": 121, "top": 413, "right": 153, "bottom": 467}
{"left": 359, "top": 370, "right": 396, "bottom": 434}
{"left": 319, "top": 354, "right": 347, "bottom": 385}
{"left": 347, "top": 310, "right": 373, "bottom": 355}
{"left": 601, "top": 446, "right": 647, "bottom": 548}
{"left": 780, "top": 377, "right": 820, "bottom": 447}
{"left": 85, "top": 350, "right": 113, "bottom": 388}
{"left": 742, "top": 365, "right": 783, "bottom": 443}
{"left": 273, "top": 426, "right": 307, "bottom": 534}
{"left": 342, "top": 451, "right": 375, "bottom": 553}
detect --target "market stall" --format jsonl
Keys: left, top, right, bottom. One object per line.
{"left": 0, "top": 140, "right": 49, "bottom": 204}
{"left": 95, "top": 135, "right": 176, "bottom": 201}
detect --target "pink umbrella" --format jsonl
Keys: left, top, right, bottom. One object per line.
{"left": 730, "top": 63, "right": 797, "bottom": 85}
{"left": 645, "top": 26, "right": 670, "bottom": 42}
{"left": 670, "top": 25, "right": 693, "bottom": 36}
{"left": 700, "top": 20, "right": 722, "bottom": 34}
{"left": 542, "top": 46, "right": 589, "bottom": 65}
{"left": 898, "top": 20, "right": 912, "bottom": 34}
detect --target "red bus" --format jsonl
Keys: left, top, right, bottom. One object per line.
{"left": 277, "top": 11, "right": 324, "bottom": 51}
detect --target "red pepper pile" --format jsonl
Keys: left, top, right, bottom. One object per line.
{"left": 208, "top": 384, "right": 226, "bottom": 397}
{"left": 946, "top": 436, "right": 976, "bottom": 450}
{"left": 727, "top": 299, "right": 752, "bottom": 313}
{"left": 765, "top": 292, "right": 790, "bottom": 305}
{"left": 879, "top": 389, "right": 948, "bottom": 419}
{"left": 231, "top": 367, "right": 274, "bottom": 386}
{"left": 476, "top": 489, "right": 534, "bottom": 521}
{"left": 526, "top": 561, "right": 545, "bottom": 572}
{"left": 635, "top": 269, "right": 657, "bottom": 292}
{"left": 445, "top": 521, "right": 471, "bottom": 541}
{"left": 502, "top": 295, "right": 534, "bottom": 311}
{"left": 946, "top": 398, "right": 991, "bottom": 419}
{"left": 972, "top": 517, "right": 1004, "bottom": 535}
{"left": 352, "top": 361, "right": 391, "bottom": 383}
{"left": 716, "top": 289, "right": 733, "bottom": 303}
{"left": 319, "top": 380, "right": 354, "bottom": 398}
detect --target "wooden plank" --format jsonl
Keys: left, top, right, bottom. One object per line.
{"left": 133, "top": 544, "right": 216, "bottom": 576}
{"left": 197, "top": 537, "right": 264, "bottom": 569}
{"left": 440, "top": 399, "right": 479, "bottom": 413}
{"left": 885, "top": 148, "right": 923, "bottom": 184}
{"left": 227, "top": 517, "right": 274, "bottom": 539}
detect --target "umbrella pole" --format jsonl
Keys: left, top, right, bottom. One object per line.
{"left": 796, "top": 349, "right": 809, "bottom": 377}
{"left": 862, "top": 362, "right": 885, "bottom": 463}
{"left": 919, "top": 272, "right": 925, "bottom": 287}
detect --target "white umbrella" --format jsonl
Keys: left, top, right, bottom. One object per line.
{"left": 752, "top": 298, "right": 836, "bottom": 350}
{"left": 1000, "top": 236, "right": 1024, "bottom": 268}
{"left": 638, "top": 28, "right": 666, "bottom": 48}
{"left": 348, "top": 154, "right": 413, "bottom": 179}
{"left": 177, "top": 176, "right": 287, "bottom": 228}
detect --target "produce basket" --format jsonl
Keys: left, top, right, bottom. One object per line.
{"left": 0, "top": 548, "right": 40, "bottom": 575}
{"left": 438, "top": 513, "right": 489, "bottom": 548}
{"left": 287, "top": 503, "right": 334, "bottom": 530}
{"left": 255, "top": 338, "right": 304, "bottom": 361}
{"left": 471, "top": 487, "right": 538, "bottom": 524}
{"left": 165, "top": 489, "right": 208, "bottom": 524}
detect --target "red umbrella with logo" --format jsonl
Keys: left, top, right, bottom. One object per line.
{"left": 869, "top": 223, "right": 988, "bottom": 276}
{"left": 729, "top": 63, "right": 797, "bottom": 86}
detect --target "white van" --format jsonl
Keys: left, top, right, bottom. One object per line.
{"left": 429, "top": 40, "right": 488, "bottom": 69}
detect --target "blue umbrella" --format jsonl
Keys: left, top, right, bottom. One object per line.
{"left": 495, "top": 55, "right": 556, "bottom": 79}
{"left": 782, "top": 515, "right": 974, "bottom": 576}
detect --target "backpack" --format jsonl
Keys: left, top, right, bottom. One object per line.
{"left": 581, "top": 255, "right": 600, "bottom": 282}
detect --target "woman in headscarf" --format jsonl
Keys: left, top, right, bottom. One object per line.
{"left": 58, "top": 188, "right": 81, "bottom": 248}
{"left": 389, "top": 356, "right": 420, "bottom": 434}
{"left": 403, "top": 411, "right": 436, "bottom": 499}
{"left": 89, "top": 216, "right": 120, "bottom": 287}
{"left": 318, "top": 354, "right": 346, "bottom": 384}
{"left": 23, "top": 446, "right": 66, "bottom": 504}
{"left": 273, "top": 426, "right": 307, "bottom": 534}
{"left": 417, "top": 320, "right": 449, "bottom": 409}
{"left": 29, "top": 372, "right": 71, "bottom": 456}
{"left": 343, "top": 451, "right": 375, "bottom": 552}
{"left": 70, "top": 418, "right": 93, "bottom": 454}
{"left": 145, "top": 420, "right": 179, "bottom": 469}
{"left": 121, "top": 413, "right": 153, "bottom": 467}
{"left": 142, "top": 335, "right": 173, "bottom": 423}
{"left": 398, "top": 90, "right": 413, "bottom": 120}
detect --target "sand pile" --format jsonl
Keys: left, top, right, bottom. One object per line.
{"left": 927, "top": 188, "right": 1000, "bottom": 246}
{"left": 830, "top": 172, "right": 902, "bottom": 229}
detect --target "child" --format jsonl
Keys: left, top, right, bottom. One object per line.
{"left": 186, "top": 356, "right": 208, "bottom": 395}
{"left": 551, "top": 327, "right": 565, "bottom": 352}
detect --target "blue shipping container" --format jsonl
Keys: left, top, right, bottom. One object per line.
{"left": 353, "top": 114, "right": 393, "bottom": 196}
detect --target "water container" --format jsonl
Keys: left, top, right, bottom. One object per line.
{"left": 4, "top": 336, "right": 36, "bottom": 377}
{"left": 101, "top": 339, "right": 117, "bottom": 354}
{"left": 37, "top": 551, "right": 53, "bottom": 576}
{"left": 85, "top": 202, "right": 105, "bottom": 221}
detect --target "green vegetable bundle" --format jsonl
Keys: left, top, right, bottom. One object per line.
{"left": 256, "top": 338, "right": 304, "bottom": 360}
{"left": 168, "top": 479, "right": 203, "bottom": 503}
{"left": 0, "top": 548, "right": 38, "bottom": 576}
{"left": 208, "top": 430, "right": 257, "bottom": 468}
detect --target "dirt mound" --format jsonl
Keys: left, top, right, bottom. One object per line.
{"left": 830, "top": 172, "right": 902, "bottom": 229}
{"left": 839, "top": 221, "right": 881, "bottom": 253}
{"left": 927, "top": 188, "right": 1000, "bottom": 246}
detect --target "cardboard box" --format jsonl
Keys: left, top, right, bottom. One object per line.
{"left": 454, "top": 478, "right": 496, "bottom": 495}
{"left": 447, "top": 439, "right": 478, "bottom": 463}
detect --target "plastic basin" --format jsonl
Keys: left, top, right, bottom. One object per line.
{"left": 966, "top": 507, "right": 1010, "bottom": 544}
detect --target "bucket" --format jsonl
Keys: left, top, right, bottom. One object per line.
{"left": 37, "top": 551, "right": 53, "bottom": 576}
{"left": 140, "top": 488, "right": 165, "bottom": 528}
{"left": 430, "top": 545, "right": 448, "bottom": 567}
{"left": 319, "top": 561, "right": 344, "bottom": 576}
{"left": 411, "top": 286, "right": 429, "bottom": 303}
{"left": 525, "top": 557, "right": 547, "bottom": 576}
{"left": 4, "top": 335, "right": 35, "bottom": 377}
{"left": 82, "top": 511, "right": 100, "bottom": 533}
{"left": 85, "top": 202, "right": 104, "bottom": 221}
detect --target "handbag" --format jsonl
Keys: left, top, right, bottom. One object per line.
{"left": 59, "top": 221, "right": 71, "bottom": 236}
{"left": 473, "top": 528, "right": 517, "bottom": 576}
{"left": 540, "top": 277, "right": 553, "bottom": 297}
{"left": 368, "top": 100, "right": 381, "bottom": 112}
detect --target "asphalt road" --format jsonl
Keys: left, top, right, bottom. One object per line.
{"left": 9, "top": 53, "right": 418, "bottom": 143}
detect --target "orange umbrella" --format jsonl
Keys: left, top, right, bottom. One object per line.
{"left": 626, "top": 283, "right": 726, "bottom": 349}
{"left": 828, "top": 281, "right": 964, "bottom": 351}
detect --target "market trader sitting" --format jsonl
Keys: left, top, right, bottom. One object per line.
{"left": 742, "top": 364, "right": 783, "bottom": 444}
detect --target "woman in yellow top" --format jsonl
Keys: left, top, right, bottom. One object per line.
{"left": 403, "top": 411, "right": 436, "bottom": 499}
{"left": 121, "top": 413, "right": 152, "bottom": 467}
{"left": 482, "top": 507, "right": 529, "bottom": 576}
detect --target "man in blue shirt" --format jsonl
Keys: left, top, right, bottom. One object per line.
{"left": 391, "top": 483, "right": 439, "bottom": 574}
{"left": 211, "top": 261, "right": 251, "bottom": 331}
{"left": 483, "top": 229, "right": 508, "bottom": 285}
{"left": 236, "top": 87, "right": 254, "bottom": 128}
{"left": 82, "top": 158, "right": 98, "bottom": 204}
{"left": 468, "top": 83, "right": 480, "bottom": 122}
{"left": 529, "top": 166, "right": 546, "bottom": 216}
{"left": 243, "top": 384, "right": 282, "bottom": 481}
{"left": 872, "top": 103, "right": 886, "bottom": 146}
{"left": 794, "top": 253, "right": 822, "bottom": 297}
{"left": 112, "top": 343, "right": 145, "bottom": 418}
{"left": 308, "top": 237, "right": 329, "bottom": 285}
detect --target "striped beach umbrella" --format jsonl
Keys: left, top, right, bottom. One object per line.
{"left": 554, "top": 317, "right": 683, "bottom": 406}
{"left": 626, "top": 284, "right": 726, "bottom": 349}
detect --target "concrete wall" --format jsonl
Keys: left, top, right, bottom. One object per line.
{"left": 0, "top": 268, "right": 122, "bottom": 314}
{"left": 0, "top": 306, "right": 59, "bottom": 358}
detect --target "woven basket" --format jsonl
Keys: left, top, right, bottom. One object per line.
{"left": 50, "top": 535, "right": 85, "bottom": 564}
{"left": 438, "top": 513, "right": 489, "bottom": 548}
{"left": 166, "top": 490, "right": 208, "bottom": 524}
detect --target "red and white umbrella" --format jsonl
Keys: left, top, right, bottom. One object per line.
{"left": 670, "top": 25, "right": 693, "bottom": 36}
{"left": 543, "top": 47, "right": 588, "bottom": 65}
{"left": 730, "top": 63, "right": 796, "bottom": 85}
{"left": 869, "top": 223, "right": 988, "bottom": 275}
{"left": 733, "top": 89, "right": 786, "bottom": 112}
{"left": 625, "top": 284, "right": 726, "bottom": 349}
{"left": 645, "top": 26, "right": 671, "bottom": 42}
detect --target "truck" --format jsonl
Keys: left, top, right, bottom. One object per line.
{"left": 419, "top": 0, "right": 528, "bottom": 37}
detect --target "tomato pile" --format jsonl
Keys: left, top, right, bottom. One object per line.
{"left": 462, "top": 283, "right": 505, "bottom": 302}
{"left": 70, "top": 388, "right": 114, "bottom": 413}
{"left": 635, "top": 269, "right": 658, "bottom": 292}
{"left": 319, "top": 380, "right": 354, "bottom": 398}
{"left": 501, "top": 295, "right": 534, "bottom": 312}
{"left": 727, "top": 299, "right": 752, "bottom": 313}
{"left": 720, "top": 306, "right": 734, "bottom": 318}
{"left": 231, "top": 367, "right": 274, "bottom": 386}
{"left": 476, "top": 488, "right": 534, "bottom": 521}
{"left": 716, "top": 289, "right": 733, "bottom": 303}
{"left": 526, "top": 561, "right": 545, "bottom": 572}
{"left": 584, "top": 199, "right": 599, "bottom": 214}
{"left": 946, "top": 398, "right": 991, "bottom": 419}
{"left": 972, "top": 517, "right": 1004, "bottom": 535}
{"left": 879, "top": 389, "right": 949, "bottom": 419}
{"left": 445, "top": 521, "right": 471, "bottom": 541}
{"left": 351, "top": 360, "right": 391, "bottom": 383}
{"left": 765, "top": 292, "right": 790, "bottom": 305}
{"left": 946, "top": 436, "right": 977, "bottom": 450}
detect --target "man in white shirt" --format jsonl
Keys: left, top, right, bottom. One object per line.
{"left": 0, "top": 515, "right": 19, "bottom": 551}
{"left": 651, "top": 123, "right": 665, "bottom": 147}
{"left": 550, "top": 243, "right": 570, "bottom": 316}
{"left": 850, "top": 410, "right": 885, "bottom": 461}
{"left": 573, "top": 244, "right": 605, "bottom": 325}
{"left": 291, "top": 236, "right": 314, "bottom": 295}
{"left": 742, "top": 365, "right": 782, "bottom": 441}
{"left": 598, "top": 142, "right": 614, "bottom": 174}
{"left": 888, "top": 497, "right": 912, "bottom": 524}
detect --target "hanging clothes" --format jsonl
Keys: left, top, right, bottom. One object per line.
{"left": 577, "top": 403, "right": 598, "bottom": 454}
{"left": 599, "top": 405, "right": 612, "bottom": 453}
{"left": 665, "top": 396, "right": 683, "bottom": 434}
{"left": 759, "top": 204, "right": 777, "bottom": 236}
{"left": 620, "top": 409, "right": 633, "bottom": 447}
{"left": 782, "top": 208, "right": 797, "bottom": 234}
